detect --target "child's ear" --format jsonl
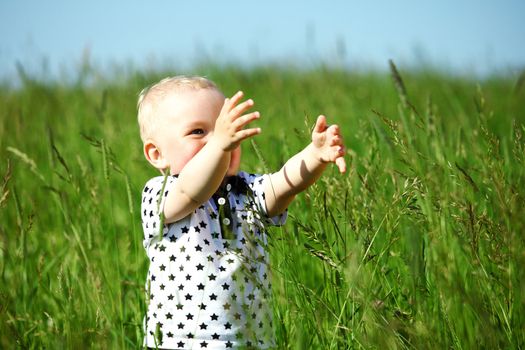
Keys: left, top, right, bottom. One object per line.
{"left": 144, "top": 140, "right": 168, "bottom": 171}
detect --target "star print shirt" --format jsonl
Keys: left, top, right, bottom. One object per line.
{"left": 141, "top": 171, "right": 287, "bottom": 349}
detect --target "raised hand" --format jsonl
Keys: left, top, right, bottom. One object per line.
{"left": 311, "top": 115, "right": 347, "bottom": 173}
{"left": 213, "top": 91, "right": 261, "bottom": 151}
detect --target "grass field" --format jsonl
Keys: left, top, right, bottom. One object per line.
{"left": 1, "top": 62, "right": 524, "bottom": 349}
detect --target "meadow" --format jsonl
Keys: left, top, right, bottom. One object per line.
{"left": 1, "top": 62, "right": 524, "bottom": 349}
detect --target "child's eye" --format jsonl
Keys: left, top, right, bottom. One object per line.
{"left": 190, "top": 129, "right": 205, "bottom": 135}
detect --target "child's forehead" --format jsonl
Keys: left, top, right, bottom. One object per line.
{"left": 160, "top": 86, "right": 223, "bottom": 104}
{"left": 155, "top": 87, "right": 224, "bottom": 121}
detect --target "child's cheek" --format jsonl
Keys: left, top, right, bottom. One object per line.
{"left": 173, "top": 152, "right": 196, "bottom": 175}
{"left": 227, "top": 147, "right": 241, "bottom": 176}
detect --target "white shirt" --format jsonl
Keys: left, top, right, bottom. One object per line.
{"left": 141, "top": 171, "right": 287, "bottom": 349}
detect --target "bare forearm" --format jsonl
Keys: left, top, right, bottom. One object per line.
{"left": 165, "top": 139, "right": 229, "bottom": 222}
{"left": 276, "top": 143, "right": 326, "bottom": 194}
{"left": 265, "top": 143, "right": 327, "bottom": 216}
{"left": 178, "top": 139, "right": 229, "bottom": 202}
{"left": 264, "top": 115, "right": 346, "bottom": 217}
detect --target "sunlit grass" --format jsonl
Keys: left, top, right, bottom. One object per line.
{"left": 1, "top": 63, "right": 524, "bottom": 348}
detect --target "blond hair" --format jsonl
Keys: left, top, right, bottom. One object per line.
{"left": 137, "top": 75, "right": 218, "bottom": 142}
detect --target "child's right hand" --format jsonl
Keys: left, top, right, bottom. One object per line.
{"left": 212, "top": 91, "right": 261, "bottom": 151}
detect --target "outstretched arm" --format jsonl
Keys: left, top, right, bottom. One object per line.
{"left": 164, "top": 91, "right": 260, "bottom": 223}
{"left": 264, "top": 115, "right": 346, "bottom": 217}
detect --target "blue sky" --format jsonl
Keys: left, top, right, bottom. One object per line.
{"left": 1, "top": 0, "right": 524, "bottom": 80}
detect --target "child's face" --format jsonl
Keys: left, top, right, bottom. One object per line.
{"left": 147, "top": 88, "right": 241, "bottom": 176}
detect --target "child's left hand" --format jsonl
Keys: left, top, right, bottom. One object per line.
{"left": 312, "top": 115, "right": 347, "bottom": 173}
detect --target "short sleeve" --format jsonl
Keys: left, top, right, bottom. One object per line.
{"left": 239, "top": 171, "right": 288, "bottom": 226}
{"left": 140, "top": 175, "right": 177, "bottom": 248}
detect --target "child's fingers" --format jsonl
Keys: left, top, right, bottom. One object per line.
{"left": 327, "top": 124, "right": 341, "bottom": 136}
{"left": 232, "top": 111, "right": 260, "bottom": 129}
{"left": 234, "top": 127, "right": 262, "bottom": 143}
{"left": 329, "top": 135, "right": 343, "bottom": 146}
{"left": 219, "top": 97, "right": 230, "bottom": 115}
{"left": 229, "top": 91, "right": 244, "bottom": 105}
{"left": 335, "top": 156, "right": 347, "bottom": 173}
{"left": 314, "top": 115, "right": 327, "bottom": 133}
{"left": 229, "top": 98, "right": 255, "bottom": 119}
{"left": 332, "top": 145, "right": 345, "bottom": 158}
{"left": 221, "top": 91, "right": 244, "bottom": 113}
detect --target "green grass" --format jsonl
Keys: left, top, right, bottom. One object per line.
{"left": 1, "top": 62, "right": 524, "bottom": 349}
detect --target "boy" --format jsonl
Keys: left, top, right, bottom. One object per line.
{"left": 138, "top": 76, "right": 346, "bottom": 349}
